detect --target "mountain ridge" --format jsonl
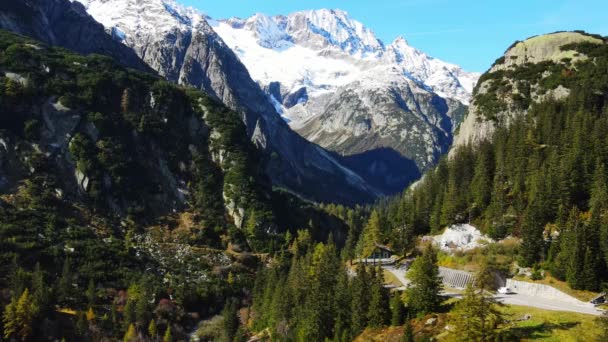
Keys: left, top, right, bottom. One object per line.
{"left": 73, "top": 0, "right": 383, "bottom": 204}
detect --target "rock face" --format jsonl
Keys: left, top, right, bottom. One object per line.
{"left": 212, "top": 10, "right": 478, "bottom": 193}
{"left": 0, "top": 0, "right": 151, "bottom": 72}
{"left": 75, "top": 0, "right": 381, "bottom": 203}
{"left": 453, "top": 31, "right": 605, "bottom": 151}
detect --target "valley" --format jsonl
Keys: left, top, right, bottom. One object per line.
{"left": 1, "top": 0, "right": 608, "bottom": 341}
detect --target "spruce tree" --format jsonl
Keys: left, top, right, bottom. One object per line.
{"left": 519, "top": 199, "right": 545, "bottom": 266}
{"left": 57, "top": 258, "right": 72, "bottom": 304}
{"left": 390, "top": 293, "right": 405, "bottom": 326}
{"left": 2, "top": 289, "right": 39, "bottom": 341}
{"left": 351, "top": 263, "right": 370, "bottom": 334}
{"left": 123, "top": 323, "right": 137, "bottom": 342}
{"left": 222, "top": 299, "right": 239, "bottom": 342}
{"left": 401, "top": 318, "right": 414, "bottom": 342}
{"left": 405, "top": 245, "right": 442, "bottom": 314}
{"left": 163, "top": 326, "right": 172, "bottom": 342}
{"left": 31, "top": 263, "right": 50, "bottom": 314}
{"left": 148, "top": 319, "right": 157, "bottom": 340}
{"left": 332, "top": 269, "right": 352, "bottom": 340}
{"left": 449, "top": 263, "right": 503, "bottom": 341}
{"left": 367, "top": 267, "right": 389, "bottom": 327}
{"left": 357, "top": 210, "right": 383, "bottom": 257}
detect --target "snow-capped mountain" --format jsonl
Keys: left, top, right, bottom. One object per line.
{"left": 213, "top": 10, "right": 479, "bottom": 184}
{"left": 73, "top": 0, "right": 479, "bottom": 195}
{"left": 74, "top": 0, "right": 382, "bottom": 204}
{"left": 213, "top": 10, "right": 478, "bottom": 112}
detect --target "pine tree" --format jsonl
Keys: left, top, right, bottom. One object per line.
{"left": 367, "top": 267, "right": 389, "bottom": 327}
{"left": 519, "top": 199, "right": 545, "bottom": 266}
{"left": 58, "top": 258, "right": 72, "bottom": 304}
{"left": 471, "top": 142, "right": 494, "bottom": 212}
{"left": 148, "top": 319, "right": 158, "bottom": 340}
{"left": 222, "top": 299, "right": 239, "bottom": 342}
{"left": 86, "top": 279, "right": 96, "bottom": 307}
{"left": 401, "top": 318, "right": 414, "bottom": 342}
{"left": 123, "top": 323, "right": 137, "bottom": 342}
{"left": 163, "top": 326, "right": 172, "bottom": 342}
{"left": 390, "top": 293, "right": 405, "bottom": 326}
{"left": 449, "top": 263, "right": 503, "bottom": 341}
{"left": 123, "top": 299, "right": 136, "bottom": 331}
{"left": 2, "top": 295, "right": 17, "bottom": 340}
{"left": 357, "top": 210, "right": 383, "bottom": 257}
{"left": 2, "top": 288, "right": 39, "bottom": 341}
{"left": 405, "top": 245, "right": 442, "bottom": 314}
{"left": 31, "top": 263, "right": 50, "bottom": 313}
{"left": 351, "top": 263, "right": 370, "bottom": 334}
{"left": 76, "top": 311, "right": 88, "bottom": 337}
{"left": 86, "top": 307, "right": 96, "bottom": 321}
{"left": 333, "top": 269, "right": 352, "bottom": 340}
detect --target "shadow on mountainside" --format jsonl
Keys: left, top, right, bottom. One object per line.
{"left": 338, "top": 147, "right": 421, "bottom": 196}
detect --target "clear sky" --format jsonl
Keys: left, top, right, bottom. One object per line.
{"left": 180, "top": 0, "right": 608, "bottom": 72}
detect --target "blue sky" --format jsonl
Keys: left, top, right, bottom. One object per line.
{"left": 181, "top": 0, "right": 608, "bottom": 72}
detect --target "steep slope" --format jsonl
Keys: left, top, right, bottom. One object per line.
{"left": 212, "top": 10, "right": 478, "bottom": 193}
{"left": 0, "top": 0, "right": 151, "bottom": 72}
{"left": 453, "top": 31, "right": 605, "bottom": 150}
{"left": 0, "top": 29, "right": 352, "bottom": 340}
{"left": 73, "top": 0, "right": 380, "bottom": 203}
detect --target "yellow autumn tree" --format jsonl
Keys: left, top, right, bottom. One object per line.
{"left": 2, "top": 288, "right": 39, "bottom": 341}
{"left": 123, "top": 323, "right": 137, "bottom": 342}
{"left": 86, "top": 307, "right": 96, "bottom": 321}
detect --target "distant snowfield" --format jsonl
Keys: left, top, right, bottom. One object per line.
{"left": 432, "top": 224, "right": 493, "bottom": 252}
{"left": 214, "top": 21, "right": 362, "bottom": 97}
{"left": 211, "top": 10, "right": 480, "bottom": 126}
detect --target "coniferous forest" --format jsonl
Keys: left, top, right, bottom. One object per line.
{"left": 2, "top": 4, "right": 608, "bottom": 341}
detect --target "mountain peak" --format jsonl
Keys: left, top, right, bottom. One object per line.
{"left": 392, "top": 35, "right": 410, "bottom": 47}
{"left": 286, "top": 8, "right": 384, "bottom": 56}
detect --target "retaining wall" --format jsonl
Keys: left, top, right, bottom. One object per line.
{"left": 438, "top": 267, "right": 474, "bottom": 289}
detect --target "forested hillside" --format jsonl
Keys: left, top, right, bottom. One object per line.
{"left": 378, "top": 33, "right": 608, "bottom": 290}
{"left": 0, "top": 30, "right": 347, "bottom": 341}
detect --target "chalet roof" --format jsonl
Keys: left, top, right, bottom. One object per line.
{"left": 374, "top": 243, "right": 393, "bottom": 253}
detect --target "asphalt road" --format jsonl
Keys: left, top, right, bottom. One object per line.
{"left": 383, "top": 266, "right": 605, "bottom": 316}
{"left": 495, "top": 293, "right": 604, "bottom": 316}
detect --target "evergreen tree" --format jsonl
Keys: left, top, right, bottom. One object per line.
{"left": 86, "top": 307, "right": 96, "bottom": 321}
{"left": 163, "top": 326, "right": 172, "bottom": 342}
{"left": 76, "top": 311, "right": 88, "bottom": 338}
{"left": 86, "top": 279, "right": 96, "bottom": 307}
{"left": 357, "top": 210, "right": 383, "bottom": 257}
{"left": 405, "top": 245, "right": 442, "bottom": 314}
{"left": 332, "top": 269, "right": 352, "bottom": 340}
{"left": 471, "top": 142, "right": 494, "bottom": 213}
{"left": 350, "top": 263, "right": 370, "bottom": 334}
{"left": 367, "top": 267, "right": 389, "bottom": 327}
{"left": 58, "top": 258, "right": 72, "bottom": 304}
{"left": 123, "top": 299, "right": 136, "bottom": 331}
{"left": 31, "top": 263, "right": 50, "bottom": 313}
{"left": 148, "top": 319, "right": 158, "bottom": 340}
{"left": 519, "top": 199, "right": 545, "bottom": 266}
{"left": 401, "top": 318, "right": 414, "bottom": 342}
{"left": 123, "top": 323, "right": 137, "bottom": 342}
{"left": 2, "top": 288, "right": 39, "bottom": 341}
{"left": 390, "top": 293, "right": 405, "bottom": 326}
{"left": 222, "top": 299, "right": 239, "bottom": 342}
{"left": 449, "top": 263, "right": 503, "bottom": 341}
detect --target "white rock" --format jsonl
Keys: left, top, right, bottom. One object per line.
{"left": 433, "top": 224, "right": 493, "bottom": 252}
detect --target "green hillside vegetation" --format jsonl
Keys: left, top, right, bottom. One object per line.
{"left": 0, "top": 29, "right": 347, "bottom": 341}
{"left": 376, "top": 36, "right": 608, "bottom": 291}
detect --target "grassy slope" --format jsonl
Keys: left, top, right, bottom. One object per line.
{"left": 356, "top": 300, "right": 601, "bottom": 341}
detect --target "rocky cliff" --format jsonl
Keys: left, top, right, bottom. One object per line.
{"left": 74, "top": 0, "right": 381, "bottom": 203}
